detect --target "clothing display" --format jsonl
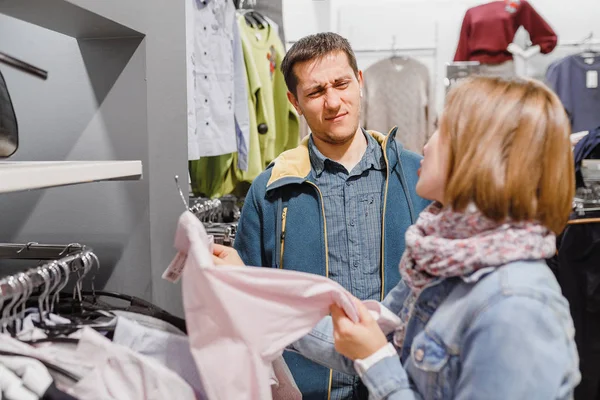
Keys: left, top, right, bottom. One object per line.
{"left": 361, "top": 57, "right": 435, "bottom": 154}
{"left": 454, "top": 1, "right": 557, "bottom": 64}
{"left": 573, "top": 127, "right": 600, "bottom": 175}
{"left": 187, "top": 0, "right": 250, "bottom": 161}
{"left": 189, "top": 10, "right": 299, "bottom": 199}
{"left": 242, "top": 0, "right": 285, "bottom": 43}
{"left": 547, "top": 55, "right": 600, "bottom": 133}
{"left": 112, "top": 316, "right": 205, "bottom": 398}
{"left": 0, "top": 327, "right": 196, "bottom": 400}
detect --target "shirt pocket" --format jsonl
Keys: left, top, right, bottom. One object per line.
{"left": 358, "top": 192, "right": 381, "bottom": 235}
{"left": 407, "top": 330, "right": 458, "bottom": 400}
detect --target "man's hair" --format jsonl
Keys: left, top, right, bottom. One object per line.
{"left": 281, "top": 32, "right": 358, "bottom": 97}
{"left": 441, "top": 76, "right": 574, "bottom": 234}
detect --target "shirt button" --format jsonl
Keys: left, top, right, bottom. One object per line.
{"left": 204, "top": 52, "right": 207, "bottom": 56}
{"left": 205, "top": 99, "right": 208, "bottom": 103}
{"left": 353, "top": 261, "right": 359, "bottom": 268}
{"left": 206, "top": 122, "right": 209, "bottom": 126}
{"left": 204, "top": 75, "right": 208, "bottom": 79}
{"left": 346, "top": 181, "right": 351, "bottom": 186}
{"left": 414, "top": 349, "right": 425, "bottom": 362}
{"left": 350, "top": 219, "right": 355, "bottom": 226}
{"left": 203, "top": 26, "right": 207, "bottom": 31}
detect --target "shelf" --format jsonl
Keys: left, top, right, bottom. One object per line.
{"left": 0, "top": 160, "right": 142, "bottom": 194}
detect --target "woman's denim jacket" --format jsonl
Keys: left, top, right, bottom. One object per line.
{"left": 289, "top": 261, "right": 581, "bottom": 399}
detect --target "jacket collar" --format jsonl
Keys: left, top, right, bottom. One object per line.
{"left": 308, "top": 129, "right": 386, "bottom": 177}
{"left": 266, "top": 127, "right": 400, "bottom": 192}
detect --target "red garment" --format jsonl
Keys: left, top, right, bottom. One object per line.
{"left": 453, "top": 1, "right": 557, "bottom": 64}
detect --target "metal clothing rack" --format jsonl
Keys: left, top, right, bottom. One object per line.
{"left": 0, "top": 247, "right": 97, "bottom": 302}
{"left": 0, "top": 242, "right": 86, "bottom": 260}
{"left": 558, "top": 32, "right": 600, "bottom": 49}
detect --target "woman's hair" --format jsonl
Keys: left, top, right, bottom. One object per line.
{"left": 442, "top": 76, "right": 574, "bottom": 234}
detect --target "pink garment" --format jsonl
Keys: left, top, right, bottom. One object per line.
{"left": 176, "top": 211, "right": 359, "bottom": 400}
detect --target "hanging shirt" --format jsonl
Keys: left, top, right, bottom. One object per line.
{"left": 454, "top": 0, "right": 557, "bottom": 64}
{"left": 188, "top": 0, "right": 250, "bottom": 160}
{"left": 547, "top": 55, "right": 600, "bottom": 133}
{"left": 238, "top": 14, "right": 299, "bottom": 167}
{"left": 189, "top": 15, "right": 299, "bottom": 198}
{"left": 112, "top": 316, "right": 206, "bottom": 399}
{"left": 361, "top": 57, "right": 435, "bottom": 154}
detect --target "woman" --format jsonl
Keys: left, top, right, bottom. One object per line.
{"left": 214, "top": 77, "right": 580, "bottom": 399}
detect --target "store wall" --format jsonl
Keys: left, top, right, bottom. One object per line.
{"left": 283, "top": 0, "right": 600, "bottom": 112}
{"left": 0, "top": 0, "right": 189, "bottom": 316}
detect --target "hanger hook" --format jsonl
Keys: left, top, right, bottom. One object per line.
{"left": 174, "top": 175, "right": 189, "bottom": 212}
{"left": 59, "top": 243, "right": 83, "bottom": 257}
{"left": 16, "top": 242, "right": 38, "bottom": 254}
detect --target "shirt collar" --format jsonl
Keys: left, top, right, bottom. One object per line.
{"left": 308, "top": 129, "right": 385, "bottom": 177}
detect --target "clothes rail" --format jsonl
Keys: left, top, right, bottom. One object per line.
{"left": 0, "top": 242, "right": 86, "bottom": 260}
{"left": 0, "top": 249, "right": 96, "bottom": 301}
{"left": 557, "top": 40, "right": 600, "bottom": 47}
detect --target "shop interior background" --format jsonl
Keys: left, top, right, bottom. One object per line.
{"left": 283, "top": 0, "right": 600, "bottom": 112}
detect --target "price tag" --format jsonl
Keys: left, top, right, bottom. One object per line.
{"left": 587, "top": 71, "right": 598, "bottom": 89}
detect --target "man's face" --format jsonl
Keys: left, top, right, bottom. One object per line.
{"left": 287, "top": 51, "right": 363, "bottom": 145}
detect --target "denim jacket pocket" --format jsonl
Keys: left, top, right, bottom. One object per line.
{"left": 408, "top": 331, "right": 457, "bottom": 399}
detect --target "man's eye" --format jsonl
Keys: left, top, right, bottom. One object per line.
{"left": 337, "top": 82, "right": 349, "bottom": 88}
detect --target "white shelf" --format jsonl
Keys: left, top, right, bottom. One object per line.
{"left": 0, "top": 160, "right": 142, "bottom": 194}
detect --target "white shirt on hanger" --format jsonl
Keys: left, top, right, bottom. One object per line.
{"left": 188, "top": 0, "right": 251, "bottom": 161}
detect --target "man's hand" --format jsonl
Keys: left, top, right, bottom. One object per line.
{"left": 212, "top": 244, "right": 246, "bottom": 266}
{"left": 330, "top": 298, "right": 388, "bottom": 361}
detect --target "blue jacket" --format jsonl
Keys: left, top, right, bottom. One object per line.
{"left": 234, "top": 128, "right": 430, "bottom": 399}
{"left": 291, "top": 260, "right": 581, "bottom": 399}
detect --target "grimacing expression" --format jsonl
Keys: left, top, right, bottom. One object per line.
{"left": 287, "top": 51, "right": 363, "bottom": 145}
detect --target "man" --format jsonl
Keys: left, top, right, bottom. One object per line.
{"left": 234, "top": 32, "right": 430, "bottom": 400}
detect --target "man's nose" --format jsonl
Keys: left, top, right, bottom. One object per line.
{"left": 324, "top": 90, "right": 342, "bottom": 110}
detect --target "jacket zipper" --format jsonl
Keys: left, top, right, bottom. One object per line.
{"left": 380, "top": 133, "right": 391, "bottom": 302}
{"left": 306, "top": 181, "right": 332, "bottom": 400}
{"left": 279, "top": 207, "right": 288, "bottom": 269}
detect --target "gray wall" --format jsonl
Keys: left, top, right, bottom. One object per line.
{"left": 0, "top": 0, "right": 189, "bottom": 316}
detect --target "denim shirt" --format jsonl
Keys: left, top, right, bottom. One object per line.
{"left": 289, "top": 260, "right": 581, "bottom": 399}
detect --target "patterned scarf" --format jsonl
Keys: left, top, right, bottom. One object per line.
{"left": 394, "top": 202, "right": 556, "bottom": 348}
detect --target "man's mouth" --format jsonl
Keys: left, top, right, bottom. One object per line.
{"left": 325, "top": 112, "right": 348, "bottom": 122}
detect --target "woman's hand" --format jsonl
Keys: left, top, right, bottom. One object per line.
{"left": 212, "top": 244, "right": 246, "bottom": 266}
{"left": 330, "top": 298, "right": 388, "bottom": 361}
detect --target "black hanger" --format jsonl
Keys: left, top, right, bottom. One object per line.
{"left": 244, "top": 12, "right": 259, "bottom": 28}
{"left": 249, "top": 11, "right": 269, "bottom": 29}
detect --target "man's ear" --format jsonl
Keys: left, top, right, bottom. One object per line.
{"left": 287, "top": 91, "right": 302, "bottom": 116}
{"left": 357, "top": 70, "right": 364, "bottom": 91}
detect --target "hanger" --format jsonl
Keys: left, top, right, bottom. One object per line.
{"left": 579, "top": 32, "right": 599, "bottom": 59}
{"left": 239, "top": 9, "right": 268, "bottom": 30}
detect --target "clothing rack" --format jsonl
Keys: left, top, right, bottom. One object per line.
{"left": 0, "top": 248, "right": 96, "bottom": 301}
{"left": 558, "top": 32, "right": 600, "bottom": 48}
{"left": 0, "top": 242, "right": 86, "bottom": 260}
{"left": 190, "top": 195, "right": 241, "bottom": 223}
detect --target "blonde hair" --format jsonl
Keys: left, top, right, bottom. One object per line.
{"left": 442, "top": 77, "right": 574, "bottom": 234}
